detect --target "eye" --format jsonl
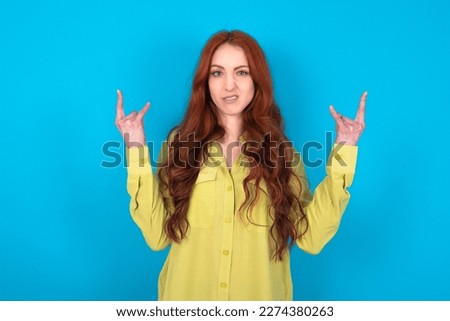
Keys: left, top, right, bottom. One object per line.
{"left": 210, "top": 70, "right": 222, "bottom": 77}
{"left": 237, "top": 70, "right": 249, "bottom": 76}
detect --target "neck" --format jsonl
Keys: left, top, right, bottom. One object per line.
{"left": 218, "top": 115, "right": 243, "bottom": 143}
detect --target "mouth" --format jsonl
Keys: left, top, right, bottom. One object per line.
{"left": 223, "top": 95, "right": 239, "bottom": 102}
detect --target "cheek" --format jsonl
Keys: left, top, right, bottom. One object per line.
{"left": 208, "top": 79, "right": 220, "bottom": 98}
{"left": 245, "top": 81, "right": 255, "bottom": 98}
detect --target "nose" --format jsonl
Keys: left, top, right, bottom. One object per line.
{"left": 224, "top": 74, "right": 236, "bottom": 91}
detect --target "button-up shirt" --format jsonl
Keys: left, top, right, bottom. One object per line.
{"left": 126, "top": 134, "right": 358, "bottom": 300}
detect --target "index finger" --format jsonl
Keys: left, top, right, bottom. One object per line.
{"left": 116, "top": 89, "right": 125, "bottom": 120}
{"left": 355, "top": 91, "right": 367, "bottom": 124}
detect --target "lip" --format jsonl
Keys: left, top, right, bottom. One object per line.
{"left": 223, "top": 95, "right": 239, "bottom": 102}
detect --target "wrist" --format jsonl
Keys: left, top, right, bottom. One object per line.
{"left": 334, "top": 137, "right": 357, "bottom": 146}
{"left": 124, "top": 133, "right": 146, "bottom": 148}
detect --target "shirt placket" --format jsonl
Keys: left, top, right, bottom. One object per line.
{"left": 215, "top": 148, "right": 236, "bottom": 300}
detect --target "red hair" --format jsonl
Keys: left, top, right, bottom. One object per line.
{"left": 158, "top": 30, "right": 308, "bottom": 260}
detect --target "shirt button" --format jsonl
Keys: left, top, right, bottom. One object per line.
{"left": 224, "top": 217, "right": 232, "bottom": 223}
{"left": 223, "top": 250, "right": 229, "bottom": 256}
{"left": 220, "top": 282, "right": 227, "bottom": 288}
{"left": 226, "top": 186, "right": 233, "bottom": 191}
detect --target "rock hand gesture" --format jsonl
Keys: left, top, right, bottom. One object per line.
{"left": 329, "top": 91, "right": 367, "bottom": 146}
{"left": 115, "top": 90, "right": 150, "bottom": 148}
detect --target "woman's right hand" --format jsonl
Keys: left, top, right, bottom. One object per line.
{"left": 115, "top": 89, "right": 150, "bottom": 148}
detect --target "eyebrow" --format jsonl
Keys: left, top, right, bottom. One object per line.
{"left": 210, "top": 64, "right": 249, "bottom": 70}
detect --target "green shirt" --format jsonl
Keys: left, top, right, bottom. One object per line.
{"left": 126, "top": 137, "right": 358, "bottom": 300}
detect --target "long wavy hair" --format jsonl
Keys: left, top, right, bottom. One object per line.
{"left": 158, "top": 30, "right": 308, "bottom": 260}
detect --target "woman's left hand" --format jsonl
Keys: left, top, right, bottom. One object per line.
{"left": 329, "top": 91, "right": 367, "bottom": 146}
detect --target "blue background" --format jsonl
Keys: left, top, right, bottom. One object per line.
{"left": 1, "top": 0, "right": 449, "bottom": 300}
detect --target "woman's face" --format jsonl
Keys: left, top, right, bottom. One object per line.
{"left": 208, "top": 43, "right": 255, "bottom": 121}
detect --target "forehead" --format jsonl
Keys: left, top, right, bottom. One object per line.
{"left": 210, "top": 43, "right": 248, "bottom": 66}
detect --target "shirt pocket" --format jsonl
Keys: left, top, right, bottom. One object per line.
{"left": 187, "top": 169, "right": 217, "bottom": 228}
{"left": 244, "top": 180, "right": 273, "bottom": 233}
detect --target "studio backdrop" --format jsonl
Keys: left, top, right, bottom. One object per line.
{"left": 0, "top": 0, "right": 449, "bottom": 300}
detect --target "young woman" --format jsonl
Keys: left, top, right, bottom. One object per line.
{"left": 115, "top": 30, "right": 366, "bottom": 300}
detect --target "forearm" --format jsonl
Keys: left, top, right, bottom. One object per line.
{"left": 126, "top": 146, "right": 170, "bottom": 251}
{"left": 296, "top": 144, "right": 358, "bottom": 254}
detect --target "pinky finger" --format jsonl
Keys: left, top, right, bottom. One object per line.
{"left": 138, "top": 102, "right": 151, "bottom": 119}
{"left": 329, "top": 105, "right": 343, "bottom": 124}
